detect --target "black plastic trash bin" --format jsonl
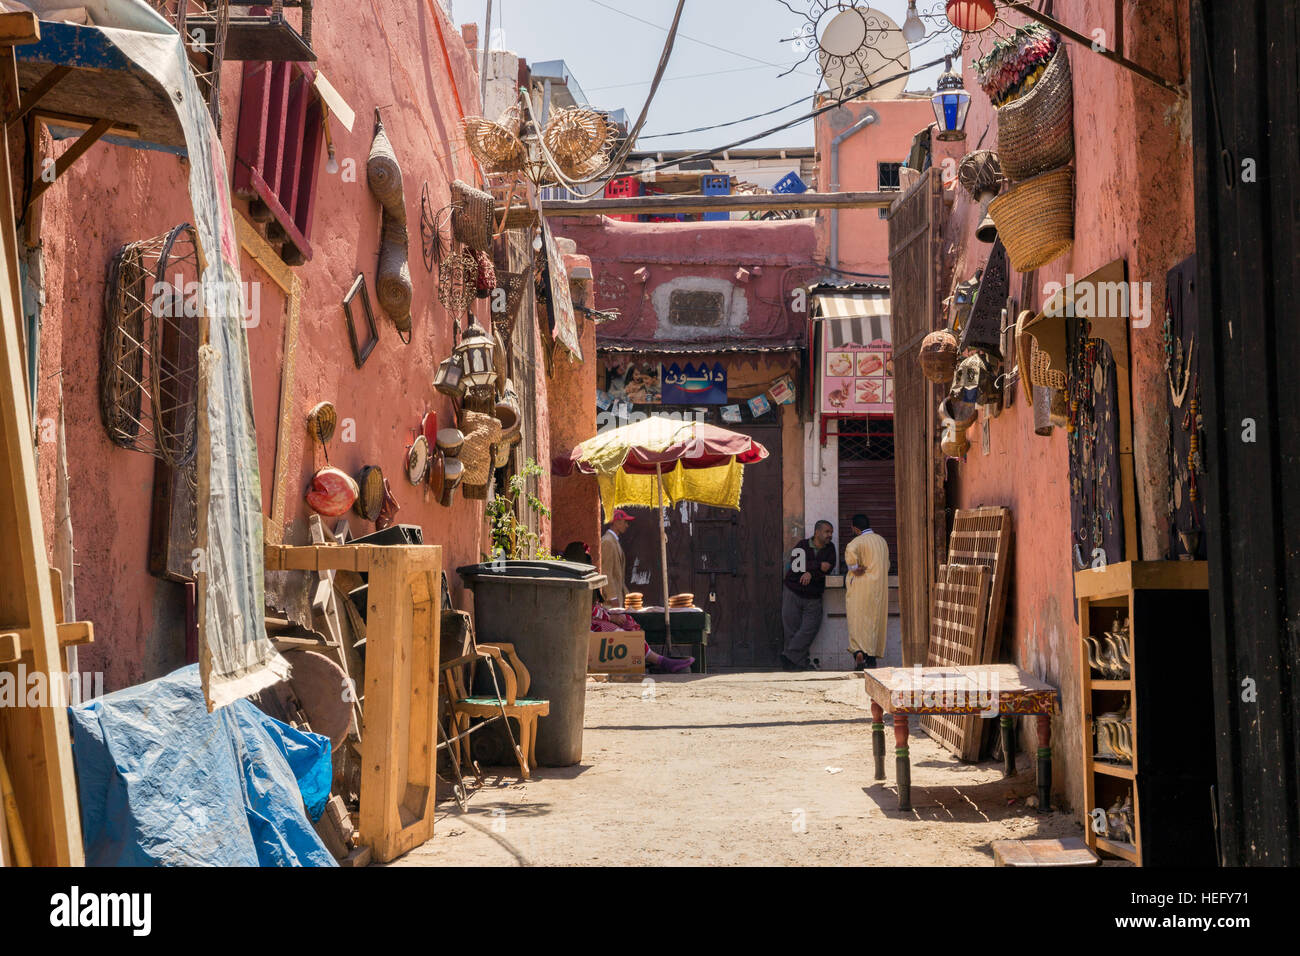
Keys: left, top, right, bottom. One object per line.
{"left": 457, "top": 560, "right": 605, "bottom": 767}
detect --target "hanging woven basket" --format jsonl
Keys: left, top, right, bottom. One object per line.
{"left": 987, "top": 166, "right": 1074, "bottom": 272}
{"left": 462, "top": 107, "right": 527, "bottom": 173}
{"left": 451, "top": 179, "right": 495, "bottom": 252}
{"left": 459, "top": 409, "right": 501, "bottom": 499}
{"left": 997, "top": 45, "right": 1074, "bottom": 182}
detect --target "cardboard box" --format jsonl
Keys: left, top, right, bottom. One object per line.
{"left": 588, "top": 631, "right": 645, "bottom": 674}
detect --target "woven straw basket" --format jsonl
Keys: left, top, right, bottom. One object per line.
{"left": 460, "top": 409, "right": 501, "bottom": 499}
{"left": 987, "top": 166, "right": 1074, "bottom": 272}
{"left": 451, "top": 179, "right": 495, "bottom": 252}
{"left": 997, "top": 45, "right": 1074, "bottom": 182}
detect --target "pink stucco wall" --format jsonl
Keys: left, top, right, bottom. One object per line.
{"left": 814, "top": 97, "right": 936, "bottom": 276}
{"left": 937, "top": 0, "right": 1193, "bottom": 813}
{"left": 32, "top": 4, "right": 544, "bottom": 690}
{"left": 554, "top": 216, "right": 817, "bottom": 348}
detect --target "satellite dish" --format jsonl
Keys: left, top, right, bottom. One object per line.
{"left": 817, "top": 6, "right": 911, "bottom": 101}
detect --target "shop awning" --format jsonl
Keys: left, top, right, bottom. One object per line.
{"left": 812, "top": 291, "right": 892, "bottom": 347}
{"left": 813, "top": 291, "right": 894, "bottom": 416}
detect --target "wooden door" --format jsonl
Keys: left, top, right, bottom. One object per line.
{"left": 615, "top": 417, "right": 783, "bottom": 668}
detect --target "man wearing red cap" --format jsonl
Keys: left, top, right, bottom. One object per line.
{"left": 600, "top": 509, "right": 636, "bottom": 608}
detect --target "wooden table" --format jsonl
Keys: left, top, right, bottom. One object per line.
{"left": 863, "top": 664, "right": 1058, "bottom": 811}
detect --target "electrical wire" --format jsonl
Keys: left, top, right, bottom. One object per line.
{"left": 587, "top": 0, "right": 819, "bottom": 78}
{"left": 526, "top": 0, "right": 687, "bottom": 198}
{"left": 632, "top": 53, "right": 948, "bottom": 175}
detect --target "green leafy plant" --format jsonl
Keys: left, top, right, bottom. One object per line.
{"left": 484, "top": 458, "right": 556, "bottom": 561}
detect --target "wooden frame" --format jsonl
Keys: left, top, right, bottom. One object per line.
{"left": 0, "top": 12, "right": 85, "bottom": 867}
{"left": 265, "top": 542, "right": 442, "bottom": 863}
{"left": 236, "top": 210, "right": 301, "bottom": 546}
{"left": 1075, "top": 560, "right": 1212, "bottom": 866}
{"left": 342, "top": 272, "right": 378, "bottom": 370}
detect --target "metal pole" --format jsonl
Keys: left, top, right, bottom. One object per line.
{"left": 656, "top": 463, "right": 672, "bottom": 656}
{"left": 478, "top": 0, "right": 492, "bottom": 110}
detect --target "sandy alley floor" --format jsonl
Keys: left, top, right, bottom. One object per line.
{"left": 392, "top": 671, "right": 1083, "bottom": 867}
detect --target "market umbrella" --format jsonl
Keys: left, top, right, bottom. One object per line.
{"left": 559, "top": 416, "right": 770, "bottom": 651}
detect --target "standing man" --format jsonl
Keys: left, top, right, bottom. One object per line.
{"left": 600, "top": 509, "right": 635, "bottom": 608}
{"left": 844, "top": 513, "right": 890, "bottom": 670}
{"left": 781, "top": 519, "right": 838, "bottom": 671}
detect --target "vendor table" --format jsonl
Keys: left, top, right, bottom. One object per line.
{"left": 625, "top": 607, "right": 709, "bottom": 673}
{"left": 862, "top": 664, "right": 1058, "bottom": 811}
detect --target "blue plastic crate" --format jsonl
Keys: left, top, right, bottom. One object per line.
{"left": 772, "top": 171, "right": 807, "bottom": 194}
{"left": 701, "top": 173, "right": 730, "bottom": 220}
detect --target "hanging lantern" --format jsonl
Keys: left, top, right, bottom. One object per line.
{"left": 945, "top": 0, "right": 996, "bottom": 33}
{"left": 454, "top": 318, "right": 497, "bottom": 389}
{"left": 931, "top": 56, "right": 971, "bottom": 142}
{"left": 902, "top": 1, "right": 925, "bottom": 43}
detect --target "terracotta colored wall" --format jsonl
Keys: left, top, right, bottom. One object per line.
{"left": 32, "top": 4, "right": 527, "bottom": 691}
{"left": 548, "top": 253, "right": 599, "bottom": 558}
{"left": 937, "top": 0, "right": 1193, "bottom": 814}
{"left": 814, "top": 98, "right": 936, "bottom": 276}
{"left": 553, "top": 216, "right": 817, "bottom": 348}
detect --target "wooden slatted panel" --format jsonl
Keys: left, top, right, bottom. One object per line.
{"left": 947, "top": 506, "right": 1012, "bottom": 664}
{"left": 920, "top": 563, "right": 990, "bottom": 761}
{"left": 888, "top": 168, "right": 946, "bottom": 665}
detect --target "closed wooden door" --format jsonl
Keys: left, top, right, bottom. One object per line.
{"left": 614, "top": 418, "right": 784, "bottom": 668}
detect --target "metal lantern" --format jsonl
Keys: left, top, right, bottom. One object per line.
{"left": 454, "top": 319, "right": 497, "bottom": 389}
{"left": 945, "top": 0, "right": 996, "bottom": 33}
{"left": 931, "top": 57, "right": 971, "bottom": 142}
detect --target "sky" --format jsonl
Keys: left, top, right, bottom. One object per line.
{"left": 445, "top": 0, "right": 954, "bottom": 151}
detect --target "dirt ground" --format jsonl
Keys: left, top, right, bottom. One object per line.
{"left": 393, "top": 671, "right": 1084, "bottom": 866}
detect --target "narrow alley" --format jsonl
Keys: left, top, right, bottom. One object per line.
{"left": 400, "top": 672, "right": 1078, "bottom": 867}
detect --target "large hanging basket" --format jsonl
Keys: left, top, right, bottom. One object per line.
{"left": 987, "top": 166, "right": 1074, "bottom": 272}
{"left": 462, "top": 107, "right": 527, "bottom": 173}
{"left": 997, "top": 45, "right": 1074, "bottom": 182}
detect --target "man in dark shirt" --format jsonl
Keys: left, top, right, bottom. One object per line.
{"left": 781, "top": 519, "right": 838, "bottom": 670}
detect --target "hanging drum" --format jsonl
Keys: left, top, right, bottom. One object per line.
{"left": 100, "top": 223, "right": 203, "bottom": 467}
{"left": 407, "top": 434, "right": 431, "bottom": 484}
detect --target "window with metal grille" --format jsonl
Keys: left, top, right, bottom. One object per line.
{"left": 838, "top": 432, "right": 895, "bottom": 461}
{"left": 668, "top": 290, "right": 726, "bottom": 327}
{"left": 878, "top": 161, "right": 902, "bottom": 218}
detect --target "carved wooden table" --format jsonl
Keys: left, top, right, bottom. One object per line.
{"left": 863, "top": 664, "right": 1058, "bottom": 811}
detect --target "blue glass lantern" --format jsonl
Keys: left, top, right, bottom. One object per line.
{"left": 931, "top": 56, "right": 971, "bottom": 142}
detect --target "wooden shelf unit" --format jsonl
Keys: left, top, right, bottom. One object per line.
{"left": 1075, "top": 560, "right": 1216, "bottom": 866}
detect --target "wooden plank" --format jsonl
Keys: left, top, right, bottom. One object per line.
{"left": 0, "top": 45, "right": 81, "bottom": 867}
{"left": 0, "top": 11, "right": 39, "bottom": 46}
{"left": 1074, "top": 559, "right": 1208, "bottom": 599}
{"left": 27, "top": 115, "right": 111, "bottom": 205}
{"left": 236, "top": 211, "right": 300, "bottom": 544}
{"left": 993, "top": 837, "right": 1099, "bottom": 867}
{"left": 357, "top": 546, "right": 441, "bottom": 862}
{"left": 501, "top": 189, "right": 898, "bottom": 227}
{"left": 6, "top": 65, "right": 68, "bottom": 129}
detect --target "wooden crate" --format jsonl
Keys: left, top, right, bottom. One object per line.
{"left": 919, "top": 563, "right": 990, "bottom": 760}
{"left": 266, "top": 543, "right": 442, "bottom": 863}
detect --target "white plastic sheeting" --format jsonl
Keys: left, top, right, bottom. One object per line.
{"left": 26, "top": 0, "right": 288, "bottom": 706}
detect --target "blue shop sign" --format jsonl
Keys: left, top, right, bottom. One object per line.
{"left": 661, "top": 361, "right": 727, "bottom": 404}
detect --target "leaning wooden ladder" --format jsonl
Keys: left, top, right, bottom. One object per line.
{"left": 0, "top": 12, "right": 86, "bottom": 868}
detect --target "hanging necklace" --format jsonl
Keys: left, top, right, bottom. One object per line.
{"left": 1169, "top": 337, "right": 1194, "bottom": 407}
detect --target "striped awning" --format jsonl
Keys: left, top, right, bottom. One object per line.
{"left": 813, "top": 292, "right": 892, "bottom": 346}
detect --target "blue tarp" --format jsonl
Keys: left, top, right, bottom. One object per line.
{"left": 68, "top": 665, "right": 337, "bottom": 867}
